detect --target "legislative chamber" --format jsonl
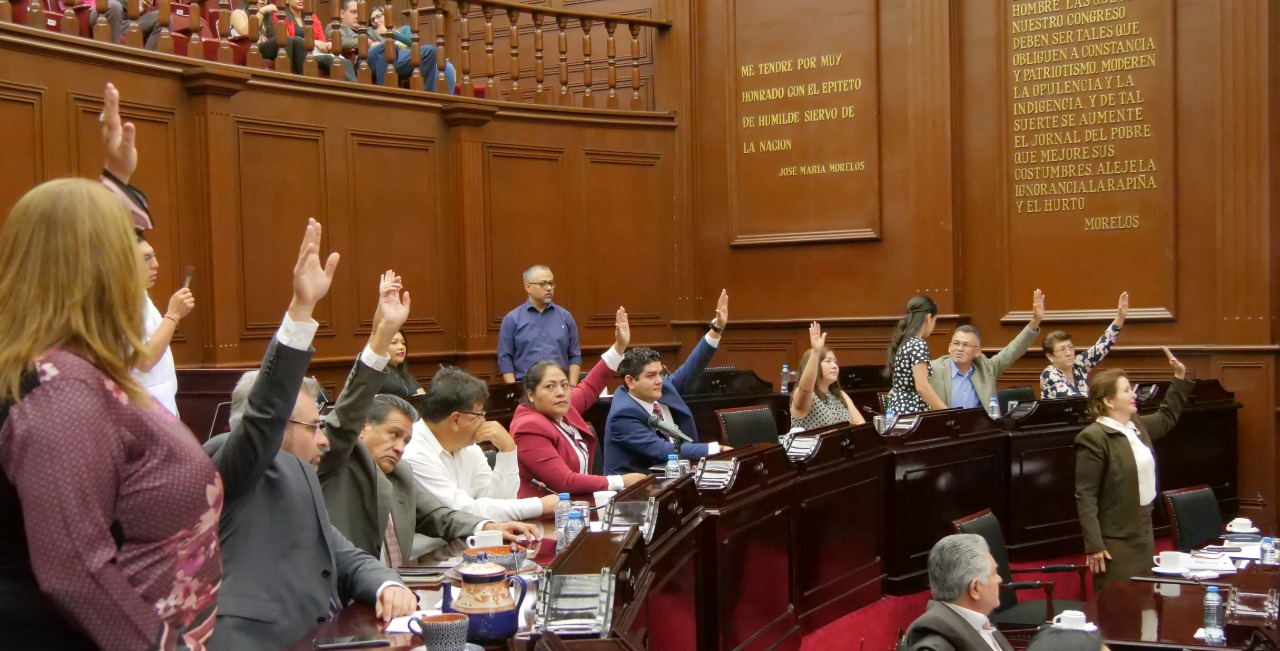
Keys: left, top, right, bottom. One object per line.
{"left": 3, "top": 0, "right": 1280, "bottom": 649}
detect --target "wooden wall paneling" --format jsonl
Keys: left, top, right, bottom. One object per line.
{"left": 1216, "top": 357, "right": 1276, "bottom": 531}
{"left": 1213, "top": 0, "right": 1272, "bottom": 344}
{"left": 442, "top": 103, "right": 500, "bottom": 354}
{"left": 0, "top": 80, "right": 45, "bottom": 220}
{"left": 580, "top": 148, "right": 670, "bottom": 337}
{"left": 345, "top": 130, "right": 446, "bottom": 344}
{"left": 482, "top": 142, "right": 568, "bottom": 332}
{"left": 1000, "top": 0, "right": 1178, "bottom": 324}
{"left": 727, "top": 0, "right": 881, "bottom": 247}
{"left": 68, "top": 90, "right": 200, "bottom": 356}
{"left": 233, "top": 116, "right": 335, "bottom": 344}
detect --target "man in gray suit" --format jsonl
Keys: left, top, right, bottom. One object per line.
{"left": 320, "top": 272, "right": 537, "bottom": 564}
{"left": 906, "top": 534, "right": 1013, "bottom": 651}
{"left": 204, "top": 222, "right": 417, "bottom": 651}
{"left": 928, "top": 290, "right": 1045, "bottom": 409}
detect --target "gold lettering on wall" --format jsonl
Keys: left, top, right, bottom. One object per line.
{"left": 1007, "top": 0, "right": 1170, "bottom": 232}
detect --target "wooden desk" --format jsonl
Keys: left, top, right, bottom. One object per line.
{"left": 1089, "top": 579, "right": 1255, "bottom": 650}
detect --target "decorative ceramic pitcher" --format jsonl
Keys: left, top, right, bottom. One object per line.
{"left": 441, "top": 553, "right": 529, "bottom": 645}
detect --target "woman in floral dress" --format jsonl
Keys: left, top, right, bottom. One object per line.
{"left": 0, "top": 179, "right": 223, "bottom": 651}
{"left": 883, "top": 295, "right": 949, "bottom": 415}
{"left": 1040, "top": 292, "right": 1128, "bottom": 398}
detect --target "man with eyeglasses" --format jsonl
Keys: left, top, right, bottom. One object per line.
{"left": 927, "top": 290, "right": 1046, "bottom": 410}
{"left": 204, "top": 221, "right": 415, "bottom": 651}
{"left": 498, "top": 264, "right": 582, "bottom": 384}
{"left": 321, "top": 272, "right": 539, "bottom": 565}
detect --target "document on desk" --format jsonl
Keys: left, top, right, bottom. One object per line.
{"left": 1186, "top": 555, "right": 1238, "bottom": 573}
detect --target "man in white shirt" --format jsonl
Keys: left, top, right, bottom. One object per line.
{"left": 905, "top": 534, "right": 1013, "bottom": 651}
{"left": 133, "top": 235, "right": 193, "bottom": 415}
{"left": 403, "top": 367, "right": 558, "bottom": 522}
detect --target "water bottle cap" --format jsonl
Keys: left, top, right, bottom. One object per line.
{"left": 782, "top": 364, "right": 789, "bottom": 369}
{"left": 1208, "top": 586, "right": 1219, "bottom": 593}
{"left": 668, "top": 454, "right": 678, "bottom": 460}
{"left": 568, "top": 511, "right": 582, "bottom": 519}
{"left": 558, "top": 493, "right": 570, "bottom": 500}
{"left": 886, "top": 408, "right": 895, "bottom": 414}
{"left": 1265, "top": 537, "right": 1273, "bottom": 542}
{"left": 989, "top": 397, "right": 998, "bottom": 403}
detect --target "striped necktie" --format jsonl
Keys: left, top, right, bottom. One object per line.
{"left": 384, "top": 515, "right": 403, "bottom": 569}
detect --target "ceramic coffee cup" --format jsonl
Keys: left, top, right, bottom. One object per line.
{"left": 408, "top": 612, "right": 469, "bottom": 651}
{"left": 462, "top": 545, "right": 527, "bottom": 572}
{"left": 1051, "top": 610, "right": 1089, "bottom": 629}
{"left": 466, "top": 529, "right": 503, "bottom": 548}
{"left": 1228, "top": 517, "right": 1254, "bottom": 532}
{"left": 1154, "top": 551, "right": 1189, "bottom": 570}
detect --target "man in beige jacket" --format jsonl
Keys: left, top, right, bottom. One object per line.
{"left": 928, "top": 290, "right": 1044, "bottom": 409}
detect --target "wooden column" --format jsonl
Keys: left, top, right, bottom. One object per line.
{"left": 272, "top": 0, "right": 289, "bottom": 72}
{"left": 556, "top": 14, "right": 568, "bottom": 105}
{"left": 356, "top": 0, "right": 371, "bottom": 83}
{"left": 327, "top": 0, "right": 343, "bottom": 80}
{"left": 407, "top": 0, "right": 423, "bottom": 91}
{"left": 458, "top": 0, "right": 472, "bottom": 96}
{"left": 482, "top": 4, "right": 494, "bottom": 96}
{"left": 93, "top": 0, "right": 111, "bottom": 41}
{"left": 432, "top": 0, "right": 447, "bottom": 93}
{"left": 182, "top": 68, "right": 251, "bottom": 366}
{"left": 580, "top": 17, "right": 593, "bottom": 107}
{"left": 216, "top": 0, "right": 233, "bottom": 63}
{"left": 155, "top": 0, "right": 174, "bottom": 54}
{"left": 442, "top": 103, "right": 499, "bottom": 353}
{"left": 604, "top": 19, "right": 616, "bottom": 109}
{"left": 629, "top": 22, "right": 640, "bottom": 104}
{"left": 532, "top": 11, "right": 545, "bottom": 104}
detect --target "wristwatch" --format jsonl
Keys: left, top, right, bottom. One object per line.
{"left": 709, "top": 318, "right": 724, "bottom": 333}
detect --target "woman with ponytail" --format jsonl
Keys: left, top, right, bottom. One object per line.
{"left": 883, "top": 295, "right": 948, "bottom": 414}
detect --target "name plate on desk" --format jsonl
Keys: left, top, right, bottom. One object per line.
{"left": 1001, "top": 397, "right": 1090, "bottom": 431}
{"left": 785, "top": 435, "right": 822, "bottom": 463}
{"left": 696, "top": 444, "right": 797, "bottom": 508}
{"left": 880, "top": 408, "right": 1002, "bottom": 447}
{"left": 695, "top": 458, "right": 741, "bottom": 491}
{"left": 533, "top": 529, "right": 645, "bottom": 640}
{"left": 602, "top": 474, "right": 700, "bottom": 548}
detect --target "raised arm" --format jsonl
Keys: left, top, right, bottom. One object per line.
{"left": 1079, "top": 292, "right": 1126, "bottom": 371}
{"left": 213, "top": 220, "right": 336, "bottom": 501}
{"left": 790, "top": 322, "right": 826, "bottom": 419}
{"left": 989, "top": 289, "right": 1044, "bottom": 375}
{"left": 319, "top": 271, "right": 410, "bottom": 477}
{"left": 135, "top": 290, "right": 195, "bottom": 372}
{"left": 1139, "top": 347, "right": 1193, "bottom": 441}
{"left": 669, "top": 290, "right": 727, "bottom": 393}
{"left": 572, "top": 306, "right": 628, "bottom": 414}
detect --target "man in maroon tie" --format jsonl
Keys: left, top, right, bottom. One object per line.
{"left": 603, "top": 291, "right": 732, "bottom": 474}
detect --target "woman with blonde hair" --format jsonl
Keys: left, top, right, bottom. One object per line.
{"left": 1074, "top": 347, "right": 1191, "bottom": 593}
{"left": 791, "top": 321, "right": 866, "bottom": 430}
{"left": 0, "top": 179, "right": 223, "bottom": 650}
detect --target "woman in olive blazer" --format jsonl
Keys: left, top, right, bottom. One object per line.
{"left": 1075, "top": 347, "right": 1191, "bottom": 593}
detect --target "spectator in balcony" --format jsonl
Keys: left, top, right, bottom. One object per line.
{"left": 361, "top": 2, "right": 456, "bottom": 91}
{"left": 87, "top": 0, "right": 160, "bottom": 48}
{"left": 499, "top": 265, "right": 580, "bottom": 384}
{"left": 231, "top": 0, "right": 354, "bottom": 79}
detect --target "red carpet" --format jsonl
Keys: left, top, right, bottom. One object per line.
{"left": 800, "top": 539, "right": 1173, "bottom": 650}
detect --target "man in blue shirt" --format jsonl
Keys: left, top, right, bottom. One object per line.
{"left": 498, "top": 265, "right": 581, "bottom": 383}
{"left": 928, "top": 290, "right": 1045, "bottom": 409}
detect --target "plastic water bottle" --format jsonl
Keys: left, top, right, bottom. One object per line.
{"left": 558, "top": 511, "right": 585, "bottom": 554}
{"left": 780, "top": 364, "right": 791, "bottom": 394}
{"left": 553, "top": 493, "right": 571, "bottom": 537}
{"left": 884, "top": 408, "right": 896, "bottom": 431}
{"left": 1263, "top": 537, "right": 1277, "bottom": 565}
{"left": 987, "top": 397, "right": 1001, "bottom": 419}
{"left": 665, "top": 454, "right": 681, "bottom": 479}
{"left": 1203, "top": 585, "right": 1224, "bottom": 642}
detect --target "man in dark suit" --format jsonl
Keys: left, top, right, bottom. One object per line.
{"left": 906, "top": 534, "right": 1013, "bottom": 651}
{"left": 204, "top": 222, "right": 417, "bottom": 651}
{"left": 320, "top": 272, "right": 538, "bottom": 564}
{"left": 604, "top": 290, "right": 731, "bottom": 474}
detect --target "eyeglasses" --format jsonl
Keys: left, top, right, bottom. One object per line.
{"left": 529, "top": 280, "right": 557, "bottom": 289}
{"left": 1053, "top": 344, "right": 1076, "bottom": 355}
{"left": 458, "top": 410, "right": 487, "bottom": 419}
{"left": 288, "top": 419, "right": 325, "bottom": 433}
{"left": 949, "top": 341, "right": 979, "bottom": 350}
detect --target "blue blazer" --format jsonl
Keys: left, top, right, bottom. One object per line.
{"left": 604, "top": 337, "right": 718, "bottom": 474}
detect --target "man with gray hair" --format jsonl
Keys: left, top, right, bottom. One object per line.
{"left": 320, "top": 272, "right": 538, "bottom": 566}
{"left": 906, "top": 534, "right": 1012, "bottom": 651}
{"left": 928, "top": 290, "right": 1045, "bottom": 410}
{"left": 498, "top": 264, "right": 581, "bottom": 383}
{"left": 204, "top": 221, "right": 415, "bottom": 651}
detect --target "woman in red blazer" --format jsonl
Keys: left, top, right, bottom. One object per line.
{"left": 513, "top": 307, "right": 648, "bottom": 497}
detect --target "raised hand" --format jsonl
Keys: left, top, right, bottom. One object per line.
{"left": 614, "top": 306, "right": 630, "bottom": 352}
{"left": 1162, "top": 346, "right": 1186, "bottom": 380}
{"left": 376, "top": 269, "right": 410, "bottom": 330}
{"left": 1030, "top": 289, "right": 1045, "bottom": 329}
{"left": 808, "top": 321, "right": 826, "bottom": 351}
{"left": 289, "top": 219, "right": 340, "bottom": 320}
{"left": 714, "top": 289, "right": 729, "bottom": 327}
{"left": 101, "top": 83, "right": 137, "bottom": 183}
{"left": 1116, "top": 291, "right": 1130, "bottom": 324}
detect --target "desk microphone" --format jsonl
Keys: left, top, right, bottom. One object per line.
{"left": 646, "top": 415, "right": 693, "bottom": 455}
